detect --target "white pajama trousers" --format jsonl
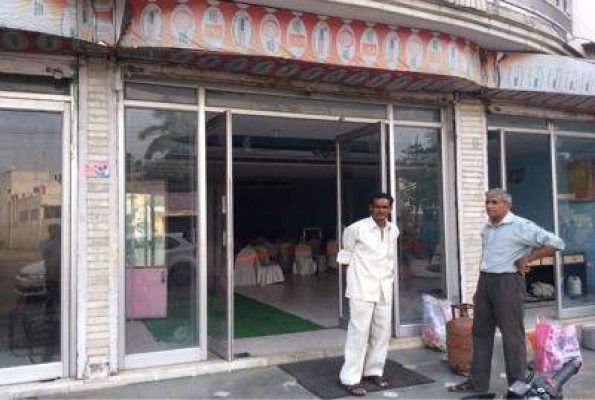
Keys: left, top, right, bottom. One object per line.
{"left": 339, "top": 295, "right": 393, "bottom": 385}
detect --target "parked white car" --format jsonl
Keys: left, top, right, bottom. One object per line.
{"left": 128, "top": 232, "right": 197, "bottom": 286}
{"left": 14, "top": 260, "right": 46, "bottom": 297}
{"left": 14, "top": 233, "right": 197, "bottom": 296}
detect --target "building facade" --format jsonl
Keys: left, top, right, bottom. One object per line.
{"left": 0, "top": 0, "right": 594, "bottom": 391}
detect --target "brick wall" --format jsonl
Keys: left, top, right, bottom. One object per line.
{"left": 455, "top": 100, "right": 487, "bottom": 302}
{"left": 78, "top": 57, "right": 118, "bottom": 378}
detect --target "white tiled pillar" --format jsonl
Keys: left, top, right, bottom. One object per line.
{"left": 454, "top": 99, "right": 487, "bottom": 302}
{"left": 77, "top": 56, "right": 119, "bottom": 379}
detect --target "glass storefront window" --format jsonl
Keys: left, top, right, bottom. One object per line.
{"left": 556, "top": 136, "right": 595, "bottom": 309}
{"left": 394, "top": 125, "right": 446, "bottom": 324}
{"left": 125, "top": 83, "right": 198, "bottom": 105}
{"left": 206, "top": 91, "right": 387, "bottom": 119}
{"left": 487, "top": 130, "right": 501, "bottom": 188}
{"left": 505, "top": 133, "right": 555, "bottom": 303}
{"left": 487, "top": 114, "right": 548, "bottom": 130}
{"left": 125, "top": 107, "right": 199, "bottom": 354}
{"left": 0, "top": 73, "right": 70, "bottom": 95}
{"left": 0, "top": 110, "right": 63, "bottom": 366}
{"left": 395, "top": 106, "right": 441, "bottom": 123}
{"left": 553, "top": 120, "right": 595, "bottom": 133}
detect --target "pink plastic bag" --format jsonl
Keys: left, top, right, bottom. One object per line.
{"left": 534, "top": 317, "right": 582, "bottom": 373}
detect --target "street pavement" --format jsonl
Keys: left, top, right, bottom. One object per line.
{"left": 45, "top": 342, "right": 595, "bottom": 399}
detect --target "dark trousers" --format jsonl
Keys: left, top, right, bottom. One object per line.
{"left": 470, "top": 272, "right": 526, "bottom": 391}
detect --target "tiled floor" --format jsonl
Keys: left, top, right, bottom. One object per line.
{"left": 47, "top": 342, "right": 595, "bottom": 399}
{"left": 234, "top": 328, "right": 346, "bottom": 357}
{"left": 235, "top": 271, "right": 340, "bottom": 328}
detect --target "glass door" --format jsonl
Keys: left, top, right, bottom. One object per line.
{"left": 0, "top": 98, "right": 70, "bottom": 384}
{"left": 554, "top": 127, "right": 595, "bottom": 318}
{"left": 392, "top": 106, "right": 448, "bottom": 333}
{"left": 206, "top": 111, "right": 234, "bottom": 360}
{"left": 336, "top": 123, "right": 385, "bottom": 327}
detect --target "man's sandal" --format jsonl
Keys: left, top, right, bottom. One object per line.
{"left": 342, "top": 383, "right": 367, "bottom": 397}
{"left": 364, "top": 375, "right": 390, "bottom": 388}
{"left": 447, "top": 380, "right": 480, "bottom": 393}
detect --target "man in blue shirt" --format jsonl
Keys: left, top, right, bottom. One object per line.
{"left": 449, "top": 188, "right": 564, "bottom": 393}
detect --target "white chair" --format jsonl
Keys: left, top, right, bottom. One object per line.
{"left": 254, "top": 246, "right": 284, "bottom": 285}
{"left": 234, "top": 245, "right": 258, "bottom": 286}
{"left": 293, "top": 243, "right": 317, "bottom": 276}
{"left": 277, "top": 241, "right": 294, "bottom": 270}
{"left": 326, "top": 240, "right": 339, "bottom": 270}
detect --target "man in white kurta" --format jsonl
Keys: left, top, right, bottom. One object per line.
{"left": 337, "top": 193, "right": 399, "bottom": 396}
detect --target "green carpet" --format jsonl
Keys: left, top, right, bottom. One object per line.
{"left": 143, "top": 293, "right": 323, "bottom": 343}
{"left": 233, "top": 293, "right": 324, "bottom": 338}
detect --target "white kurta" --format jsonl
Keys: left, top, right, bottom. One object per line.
{"left": 337, "top": 217, "right": 399, "bottom": 385}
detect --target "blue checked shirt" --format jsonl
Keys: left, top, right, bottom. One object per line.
{"left": 480, "top": 212, "right": 565, "bottom": 274}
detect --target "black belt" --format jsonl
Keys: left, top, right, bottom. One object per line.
{"left": 480, "top": 271, "right": 519, "bottom": 276}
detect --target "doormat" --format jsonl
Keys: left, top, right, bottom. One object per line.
{"left": 279, "top": 356, "right": 434, "bottom": 399}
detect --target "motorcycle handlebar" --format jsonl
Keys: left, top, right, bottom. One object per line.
{"left": 549, "top": 358, "right": 582, "bottom": 391}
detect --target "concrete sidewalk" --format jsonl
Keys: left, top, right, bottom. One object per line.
{"left": 43, "top": 342, "right": 595, "bottom": 400}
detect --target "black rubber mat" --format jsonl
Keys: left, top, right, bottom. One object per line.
{"left": 278, "top": 356, "right": 434, "bottom": 399}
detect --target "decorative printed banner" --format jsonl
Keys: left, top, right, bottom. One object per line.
{"left": 0, "top": 0, "right": 115, "bottom": 46}
{"left": 489, "top": 53, "right": 595, "bottom": 97}
{"left": 120, "top": 0, "right": 483, "bottom": 85}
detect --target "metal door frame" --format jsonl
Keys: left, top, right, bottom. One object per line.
{"left": 335, "top": 121, "right": 388, "bottom": 324}
{"left": 204, "top": 109, "right": 235, "bottom": 361}
{"left": 390, "top": 105, "right": 455, "bottom": 337}
{"left": 0, "top": 95, "right": 73, "bottom": 385}
{"left": 119, "top": 88, "right": 206, "bottom": 369}
{"left": 552, "top": 129, "right": 595, "bottom": 319}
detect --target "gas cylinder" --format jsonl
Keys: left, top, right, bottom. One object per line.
{"left": 446, "top": 303, "right": 474, "bottom": 375}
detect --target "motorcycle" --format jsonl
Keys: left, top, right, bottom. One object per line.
{"left": 506, "top": 358, "right": 582, "bottom": 399}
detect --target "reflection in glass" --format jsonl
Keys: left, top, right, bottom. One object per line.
{"left": 556, "top": 136, "right": 595, "bottom": 309}
{"left": 206, "top": 112, "right": 232, "bottom": 359}
{"left": 0, "top": 110, "right": 62, "bottom": 366}
{"left": 506, "top": 133, "right": 554, "bottom": 303}
{"left": 395, "top": 126, "right": 445, "bottom": 324}
{"left": 125, "top": 108, "right": 198, "bottom": 354}
{"left": 340, "top": 130, "right": 382, "bottom": 324}
{"left": 487, "top": 130, "right": 501, "bottom": 189}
